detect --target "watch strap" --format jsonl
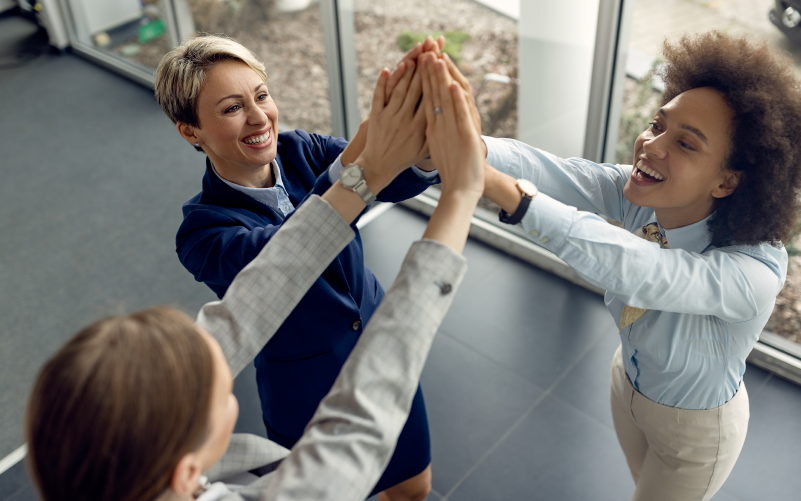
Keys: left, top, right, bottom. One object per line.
{"left": 499, "top": 193, "right": 533, "bottom": 225}
{"left": 352, "top": 179, "right": 376, "bottom": 205}
{"left": 339, "top": 164, "right": 376, "bottom": 205}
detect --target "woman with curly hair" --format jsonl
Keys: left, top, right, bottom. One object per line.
{"left": 440, "top": 32, "right": 800, "bottom": 500}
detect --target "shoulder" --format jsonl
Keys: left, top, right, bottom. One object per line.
{"left": 715, "top": 241, "right": 789, "bottom": 281}
{"left": 279, "top": 129, "right": 348, "bottom": 151}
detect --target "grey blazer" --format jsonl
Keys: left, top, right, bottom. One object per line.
{"left": 195, "top": 195, "right": 467, "bottom": 500}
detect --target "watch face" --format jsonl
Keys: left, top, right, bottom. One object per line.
{"left": 340, "top": 165, "right": 363, "bottom": 187}
{"left": 517, "top": 179, "right": 538, "bottom": 197}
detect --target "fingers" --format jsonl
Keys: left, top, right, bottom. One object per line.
{"left": 442, "top": 53, "right": 470, "bottom": 93}
{"left": 384, "top": 61, "right": 407, "bottom": 104}
{"left": 401, "top": 41, "right": 423, "bottom": 64}
{"left": 442, "top": 52, "right": 482, "bottom": 135}
{"left": 422, "top": 35, "right": 439, "bottom": 54}
{"left": 421, "top": 54, "right": 437, "bottom": 128}
{"left": 386, "top": 59, "right": 416, "bottom": 114}
{"left": 426, "top": 56, "right": 444, "bottom": 120}
{"left": 437, "top": 35, "right": 445, "bottom": 53}
{"left": 401, "top": 61, "right": 424, "bottom": 116}
{"left": 450, "top": 81, "right": 475, "bottom": 137}
{"left": 370, "top": 68, "right": 390, "bottom": 117}
{"left": 435, "top": 59, "right": 456, "bottom": 129}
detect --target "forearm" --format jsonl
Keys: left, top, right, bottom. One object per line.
{"left": 195, "top": 196, "right": 355, "bottom": 377}
{"left": 514, "top": 192, "right": 782, "bottom": 321}
{"left": 483, "top": 167, "right": 522, "bottom": 215}
{"left": 422, "top": 190, "right": 480, "bottom": 254}
{"left": 483, "top": 136, "right": 631, "bottom": 220}
{"left": 262, "top": 240, "right": 467, "bottom": 501}
{"left": 340, "top": 120, "right": 368, "bottom": 166}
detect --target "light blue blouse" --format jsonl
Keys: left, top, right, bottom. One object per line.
{"left": 484, "top": 136, "right": 787, "bottom": 410}
{"left": 212, "top": 160, "right": 296, "bottom": 217}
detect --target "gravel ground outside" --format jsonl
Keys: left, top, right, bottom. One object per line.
{"left": 112, "top": 0, "right": 800, "bottom": 345}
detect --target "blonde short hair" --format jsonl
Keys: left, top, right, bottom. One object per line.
{"left": 154, "top": 34, "right": 268, "bottom": 130}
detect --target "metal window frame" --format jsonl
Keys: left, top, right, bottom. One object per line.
{"left": 319, "top": 0, "right": 361, "bottom": 139}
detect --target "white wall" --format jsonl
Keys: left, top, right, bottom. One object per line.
{"left": 518, "top": 0, "right": 600, "bottom": 159}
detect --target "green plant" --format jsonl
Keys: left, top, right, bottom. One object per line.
{"left": 396, "top": 30, "right": 471, "bottom": 64}
{"left": 615, "top": 61, "right": 663, "bottom": 165}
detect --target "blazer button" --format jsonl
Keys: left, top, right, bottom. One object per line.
{"left": 351, "top": 320, "right": 362, "bottom": 331}
{"left": 438, "top": 282, "right": 452, "bottom": 295}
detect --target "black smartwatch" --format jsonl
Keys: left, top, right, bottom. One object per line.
{"left": 499, "top": 179, "right": 538, "bottom": 225}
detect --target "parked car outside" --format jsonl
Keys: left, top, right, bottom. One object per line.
{"left": 770, "top": 1, "right": 801, "bottom": 43}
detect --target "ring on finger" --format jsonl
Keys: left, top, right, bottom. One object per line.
{"left": 433, "top": 106, "right": 443, "bottom": 115}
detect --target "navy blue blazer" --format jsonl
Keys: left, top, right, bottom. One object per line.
{"left": 177, "top": 130, "right": 438, "bottom": 446}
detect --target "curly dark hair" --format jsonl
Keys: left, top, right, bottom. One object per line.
{"left": 657, "top": 32, "right": 801, "bottom": 247}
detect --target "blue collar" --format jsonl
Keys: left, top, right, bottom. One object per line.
{"left": 659, "top": 213, "right": 714, "bottom": 254}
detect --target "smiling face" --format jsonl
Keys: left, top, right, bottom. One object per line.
{"left": 179, "top": 60, "right": 279, "bottom": 187}
{"left": 623, "top": 87, "right": 741, "bottom": 229}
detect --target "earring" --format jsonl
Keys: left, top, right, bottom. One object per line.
{"left": 194, "top": 142, "right": 200, "bottom": 147}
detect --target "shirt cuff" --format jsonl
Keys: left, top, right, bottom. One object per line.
{"left": 328, "top": 154, "right": 345, "bottom": 184}
{"left": 330, "top": 154, "right": 439, "bottom": 183}
{"left": 410, "top": 165, "right": 439, "bottom": 181}
{"left": 519, "top": 192, "right": 576, "bottom": 254}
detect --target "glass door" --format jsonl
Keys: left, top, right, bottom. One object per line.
{"left": 59, "top": 0, "right": 338, "bottom": 134}
{"left": 177, "top": 0, "right": 336, "bottom": 134}
{"left": 61, "top": 0, "right": 179, "bottom": 84}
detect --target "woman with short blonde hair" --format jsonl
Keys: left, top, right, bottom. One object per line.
{"left": 152, "top": 34, "right": 443, "bottom": 500}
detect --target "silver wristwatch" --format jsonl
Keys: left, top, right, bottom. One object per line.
{"left": 339, "top": 163, "right": 376, "bottom": 205}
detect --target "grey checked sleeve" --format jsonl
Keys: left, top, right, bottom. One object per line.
{"left": 206, "top": 435, "right": 290, "bottom": 483}
{"left": 196, "top": 195, "right": 355, "bottom": 378}
{"left": 233, "top": 239, "right": 468, "bottom": 501}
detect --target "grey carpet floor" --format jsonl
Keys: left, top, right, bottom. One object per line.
{"left": 0, "top": 13, "right": 217, "bottom": 459}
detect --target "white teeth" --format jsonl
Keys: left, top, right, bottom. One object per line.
{"left": 636, "top": 161, "right": 664, "bottom": 181}
{"left": 244, "top": 133, "right": 269, "bottom": 145}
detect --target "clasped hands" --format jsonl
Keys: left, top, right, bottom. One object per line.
{"left": 352, "top": 36, "right": 490, "bottom": 206}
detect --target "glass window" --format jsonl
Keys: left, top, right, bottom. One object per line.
{"left": 63, "top": 0, "right": 176, "bottom": 77}
{"left": 351, "top": 0, "right": 520, "bottom": 216}
{"left": 181, "top": 0, "right": 334, "bottom": 134}
{"left": 352, "top": 0, "right": 519, "bottom": 138}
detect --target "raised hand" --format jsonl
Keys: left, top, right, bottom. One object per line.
{"left": 355, "top": 59, "right": 427, "bottom": 193}
{"left": 440, "top": 53, "right": 483, "bottom": 150}
{"left": 385, "top": 35, "right": 445, "bottom": 102}
{"left": 420, "top": 52, "right": 484, "bottom": 200}
{"left": 341, "top": 36, "right": 444, "bottom": 167}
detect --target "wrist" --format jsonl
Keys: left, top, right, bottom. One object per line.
{"left": 482, "top": 164, "right": 504, "bottom": 200}
{"left": 438, "top": 186, "right": 482, "bottom": 206}
{"left": 341, "top": 120, "right": 369, "bottom": 165}
{"left": 354, "top": 156, "right": 391, "bottom": 194}
{"left": 487, "top": 171, "right": 523, "bottom": 215}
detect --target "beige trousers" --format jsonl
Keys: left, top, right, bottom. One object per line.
{"left": 609, "top": 345, "right": 749, "bottom": 501}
